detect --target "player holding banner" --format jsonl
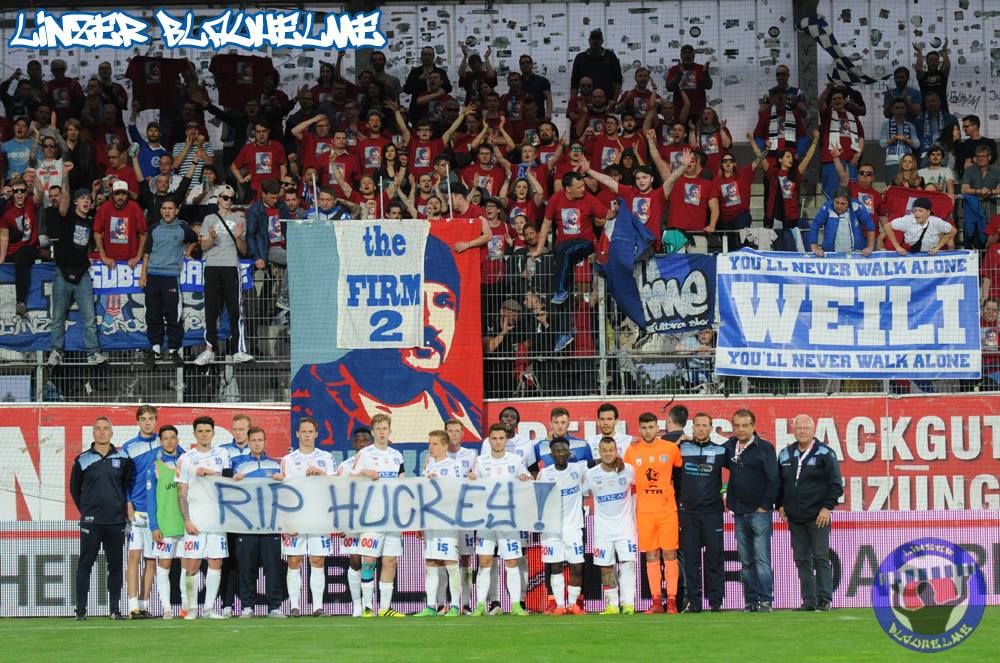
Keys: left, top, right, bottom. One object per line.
{"left": 414, "top": 430, "right": 464, "bottom": 618}
{"left": 338, "top": 427, "right": 374, "bottom": 617}
{"left": 176, "top": 416, "right": 231, "bottom": 619}
{"left": 583, "top": 436, "right": 638, "bottom": 615}
{"left": 351, "top": 414, "right": 407, "bottom": 618}
{"left": 537, "top": 438, "right": 588, "bottom": 614}
{"left": 445, "top": 419, "right": 478, "bottom": 614}
{"left": 144, "top": 425, "right": 185, "bottom": 619}
{"left": 274, "top": 416, "right": 336, "bottom": 617}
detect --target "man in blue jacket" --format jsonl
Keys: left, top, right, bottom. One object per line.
{"left": 807, "top": 186, "right": 876, "bottom": 256}
{"left": 777, "top": 415, "right": 844, "bottom": 612}
{"left": 724, "top": 408, "right": 779, "bottom": 613}
{"left": 245, "top": 178, "right": 290, "bottom": 353}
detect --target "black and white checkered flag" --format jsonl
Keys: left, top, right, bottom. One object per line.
{"left": 796, "top": 14, "right": 891, "bottom": 86}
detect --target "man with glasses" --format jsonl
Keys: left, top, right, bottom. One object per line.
{"left": 956, "top": 114, "right": 997, "bottom": 178}
{"left": 195, "top": 184, "right": 253, "bottom": 366}
{"left": 0, "top": 176, "right": 42, "bottom": 318}
{"left": 961, "top": 146, "right": 1000, "bottom": 218}
{"left": 763, "top": 65, "right": 807, "bottom": 116}
{"left": 724, "top": 409, "right": 779, "bottom": 613}
{"left": 232, "top": 122, "right": 287, "bottom": 200}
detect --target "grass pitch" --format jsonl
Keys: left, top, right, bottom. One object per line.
{"left": 3, "top": 608, "right": 996, "bottom": 662}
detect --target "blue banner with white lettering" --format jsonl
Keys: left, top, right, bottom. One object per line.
{"left": 634, "top": 254, "right": 716, "bottom": 333}
{"left": 715, "top": 250, "right": 981, "bottom": 379}
{"left": 90, "top": 259, "right": 254, "bottom": 294}
{"left": 0, "top": 262, "right": 238, "bottom": 352}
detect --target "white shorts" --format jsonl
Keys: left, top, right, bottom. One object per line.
{"left": 458, "top": 532, "right": 475, "bottom": 557}
{"left": 180, "top": 532, "right": 228, "bottom": 559}
{"left": 281, "top": 534, "right": 333, "bottom": 557}
{"left": 150, "top": 535, "right": 182, "bottom": 560}
{"left": 541, "top": 528, "right": 585, "bottom": 564}
{"left": 476, "top": 531, "right": 522, "bottom": 560}
{"left": 358, "top": 532, "right": 402, "bottom": 558}
{"left": 127, "top": 518, "right": 154, "bottom": 557}
{"left": 592, "top": 536, "right": 638, "bottom": 567}
{"left": 424, "top": 532, "right": 460, "bottom": 562}
{"left": 340, "top": 533, "right": 362, "bottom": 556}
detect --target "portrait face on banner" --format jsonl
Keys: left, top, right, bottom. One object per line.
{"left": 400, "top": 281, "right": 457, "bottom": 372}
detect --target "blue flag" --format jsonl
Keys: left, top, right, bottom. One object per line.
{"left": 596, "top": 200, "right": 655, "bottom": 329}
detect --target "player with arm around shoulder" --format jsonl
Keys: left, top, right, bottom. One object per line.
{"left": 338, "top": 426, "right": 374, "bottom": 617}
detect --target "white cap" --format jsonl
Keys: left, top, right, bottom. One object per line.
{"left": 112, "top": 180, "right": 129, "bottom": 192}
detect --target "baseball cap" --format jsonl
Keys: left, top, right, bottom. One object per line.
{"left": 112, "top": 180, "right": 129, "bottom": 192}
{"left": 73, "top": 188, "right": 93, "bottom": 201}
{"left": 911, "top": 197, "right": 932, "bottom": 211}
{"left": 219, "top": 184, "right": 236, "bottom": 197}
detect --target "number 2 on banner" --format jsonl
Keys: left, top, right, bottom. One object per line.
{"left": 369, "top": 310, "right": 403, "bottom": 342}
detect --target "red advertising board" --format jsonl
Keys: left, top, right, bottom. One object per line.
{"left": 485, "top": 393, "right": 1000, "bottom": 512}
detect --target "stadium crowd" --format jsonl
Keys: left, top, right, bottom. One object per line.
{"left": 71, "top": 403, "right": 842, "bottom": 619}
{"left": 1, "top": 35, "right": 999, "bottom": 392}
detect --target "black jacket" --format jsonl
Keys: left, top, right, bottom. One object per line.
{"left": 776, "top": 440, "right": 844, "bottom": 524}
{"left": 724, "top": 435, "right": 779, "bottom": 515}
{"left": 677, "top": 438, "right": 728, "bottom": 513}
{"left": 69, "top": 443, "right": 133, "bottom": 525}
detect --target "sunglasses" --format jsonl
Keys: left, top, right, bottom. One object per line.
{"left": 721, "top": 158, "right": 735, "bottom": 163}
{"left": 219, "top": 195, "right": 234, "bottom": 201}
{"left": 112, "top": 191, "right": 128, "bottom": 196}
{"left": 859, "top": 170, "right": 874, "bottom": 175}
{"left": 12, "top": 188, "right": 26, "bottom": 194}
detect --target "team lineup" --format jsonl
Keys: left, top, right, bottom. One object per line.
{"left": 70, "top": 403, "right": 844, "bottom": 620}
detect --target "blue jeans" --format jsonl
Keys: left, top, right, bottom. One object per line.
{"left": 50, "top": 270, "right": 99, "bottom": 354}
{"left": 733, "top": 510, "right": 774, "bottom": 605}
{"left": 821, "top": 162, "right": 857, "bottom": 201}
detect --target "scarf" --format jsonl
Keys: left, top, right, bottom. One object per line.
{"left": 887, "top": 116, "right": 913, "bottom": 159}
{"left": 922, "top": 110, "right": 944, "bottom": 147}
{"left": 768, "top": 106, "right": 798, "bottom": 152}
{"left": 828, "top": 109, "right": 860, "bottom": 153}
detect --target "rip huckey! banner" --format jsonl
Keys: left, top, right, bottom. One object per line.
{"left": 0, "top": 261, "right": 247, "bottom": 352}
{"left": 188, "top": 475, "right": 562, "bottom": 534}
{"left": 715, "top": 249, "right": 981, "bottom": 379}
{"left": 290, "top": 219, "right": 484, "bottom": 455}
{"left": 333, "top": 220, "right": 429, "bottom": 348}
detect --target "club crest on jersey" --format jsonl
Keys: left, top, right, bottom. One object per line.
{"left": 215, "top": 458, "right": 222, "bottom": 466}
{"left": 660, "top": 455, "right": 668, "bottom": 462}
{"left": 571, "top": 472, "right": 579, "bottom": 480}
{"left": 635, "top": 458, "right": 642, "bottom": 465}
{"left": 508, "top": 465, "right": 515, "bottom": 473}
{"left": 619, "top": 477, "right": 627, "bottom": 486}
{"left": 112, "top": 458, "right": 120, "bottom": 468}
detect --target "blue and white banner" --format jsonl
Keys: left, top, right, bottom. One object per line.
{"left": 0, "top": 263, "right": 232, "bottom": 352}
{"left": 715, "top": 250, "right": 981, "bottom": 379}
{"left": 334, "top": 220, "right": 428, "bottom": 348}
{"left": 90, "top": 259, "right": 255, "bottom": 294}
{"left": 634, "top": 254, "right": 716, "bottom": 333}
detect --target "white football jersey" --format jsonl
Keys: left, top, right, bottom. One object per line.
{"left": 448, "top": 447, "right": 478, "bottom": 478}
{"left": 351, "top": 444, "right": 404, "bottom": 479}
{"left": 175, "top": 446, "right": 230, "bottom": 484}
{"left": 281, "top": 447, "right": 336, "bottom": 478}
{"left": 424, "top": 456, "right": 464, "bottom": 480}
{"left": 337, "top": 455, "right": 356, "bottom": 476}
{"left": 480, "top": 434, "right": 537, "bottom": 468}
{"left": 586, "top": 432, "right": 633, "bottom": 458}
{"left": 537, "top": 461, "right": 587, "bottom": 531}
{"left": 583, "top": 464, "right": 636, "bottom": 541}
{"left": 473, "top": 452, "right": 529, "bottom": 479}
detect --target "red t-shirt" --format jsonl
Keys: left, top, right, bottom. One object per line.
{"left": 618, "top": 132, "right": 648, "bottom": 163}
{"left": 265, "top": 205, "right": 284, "bottom": 248}
{"left": 666, "top": 63, "right": 710, "bottom": 116}
{"left": 450, "top": 132, "right": 476, "bottom": 155}
{"left": 462, "top": 164, "right": 504, "bottom": 197}
{"left": 717, "top": 165, "right": 755, "bottom": 223}
{"left": 105, "top": 165, "right": 140, "bottom": 196}
{"left": 93, "top": 200, "right": 148, "bottom": 261}
{"left": 765, "top": 166, "right": 801, "bottom": 221}
{"left": 297, "top": 133, "right": 334, "bottom": 174}
{"left": 234, "top": 140, "right": 287, "bottom": 191}
{"left": 658, "top": 144, "right": 688, "bottom": 172}
{"left": 356, "top": 136, "right": 391, "bottom": 174}
{"left": 0, "top": 198, "right": 39, "bottom": 255}
{"left": 349, "top": 191, "right": 392, "bottom": 219}
{"left": 544, "top": 190, "right": 609, "bottom": 244}
{"left": 696, "top": 128, "right": 731, "bottom": 176}
{"left": 507, "top": 199, "right": 541, "bottom": 227}
{"left": 326, "top": 151, "right": 361, "bottom": 188}
{"left": 536, "top": 143, "right": 560, "bottom": 167}
{"left": 42, "top": 78, "right": 84, "bottom": 126}
{"left": 499, "top": 92, "right": 530, "bottom": 122}
{"left": 408, "top": 138, "right": 445, "bottom": 178}
{"left": 619, "top": 89, "right": 654, "bottom": 118}
{"left": 619, "top": 184, "right": 667, "bottom": 247}
{"left": 984, "top": 243, "right": 1000, "bottom": 302}
{"left": 125, "top": 57, "right": 191, "bottom": 112}
{"left": 481, "top": 220, "right": 512, "bottom": 285}
{"left": 667, "top": 175, "right": 720, "bottom": 231}
{"left": 209, "top": 54, "right": 275, "bottom": 110}
{"left": 850, "top": 183, "right": 885, "bottom": 219}
{"left": 586, "top": 134, "right": 623, "bottom": 173}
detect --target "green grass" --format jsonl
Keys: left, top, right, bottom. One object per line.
{"left": 2, "top": 608, "right": 996, "bottom": 661}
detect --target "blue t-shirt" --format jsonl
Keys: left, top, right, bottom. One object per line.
{"left": 124, "top": 433, "right": 160, "bottom": 511}
{"left": 2, "top": 138, "right": 34, "bottom": 176}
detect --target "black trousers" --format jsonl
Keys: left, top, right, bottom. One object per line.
{"left": 204, "top": 265, "right": 243, "bottom": 352}
{"left": 235, "top": 533, "right": 283, "bottom": 611}
{"left": 679, "top": 510, "right": 725, "bottom": 606}
{"left": 551, "top": 239, "right": 594, "bottom": 297}
{"left": 220, "top": 532, "right": 241, "bottom": 609}
{"left": 144, "top": 274, "right": 183, "bottom": 350}
{"left": 77, "top": 522, "right": 126, "bottom": 614}
{"left": 12, "top": 244, "right": 38, "bottom": 304}
{"left": 789, "top": 520, "right": 833, "bottom": 606}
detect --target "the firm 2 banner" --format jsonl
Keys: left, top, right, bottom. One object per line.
{"left": 715, "top": 250, "right": 981, "bottom": 380}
